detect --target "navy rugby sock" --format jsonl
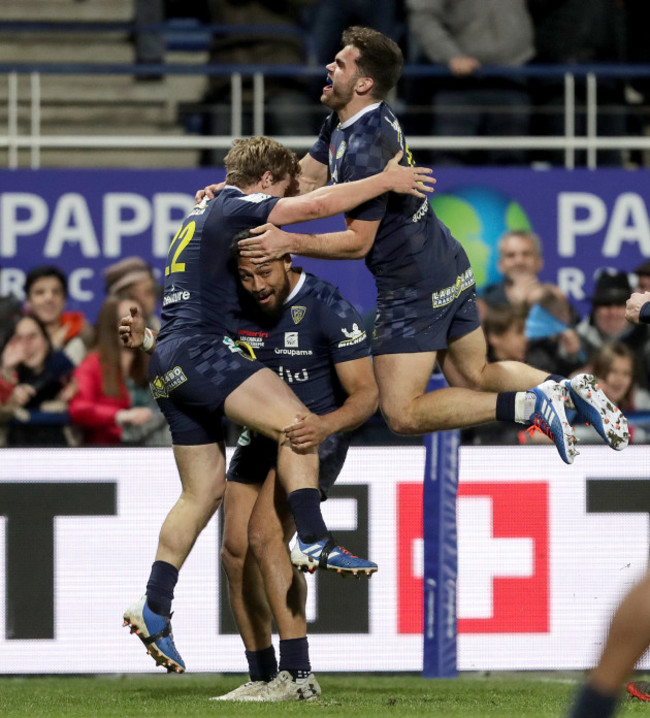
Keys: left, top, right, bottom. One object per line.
{"left": 287, "top": 488, "right": 328, "bottom": 543}
{"left": 569, "top": 683, "right": 618, "bottom": 718}
{"left": 279, "top": 637, "right": 311, "bottom": 680}
{"left": 146, "top": 560, "right": 179, "bottom": 617}
{"left": 246, "top": 646, "right": 277, "bottom": 683}
{"left": 496, "top": 392, "right": 516, "bottom": 423}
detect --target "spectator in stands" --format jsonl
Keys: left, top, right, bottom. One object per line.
{"left": 133, "top": 0, "right": 165, "bottom": 80}
{"left": 460, "top": 304, "right": 527, "bottom": 446}
{"left": 404, "top": 0, "right": 534, "bottom": 165}
{"left": 573, "top": 342, "right": 650, "bottom": 445}
{"left": 0, "top": 315, "right": 77, "bottom": 447}
{"left": 305, "top": 1, "right": 403, "bottom": 91}
{"left": 69, "top": 297, "right": 155, "bottom": 446}
{"left": 0, "top": 265, "right": 22, "bottom": 353}
{"left": 480, "top": 230, "right": 545, "bottom": 310}
{"left": 528, "top": 0, "right": 628, "bottom": 166}
{"left": 525, "top": 284, "right": 585, "bottom": 378}
{"left": 483, "top": 304, "right": 527, "bottom": 362}
{"left": 633, "top": 259, "right": 650, "bottom": 293}
{"left": 201, "top": 0, "right": 316, "bottom": 165}
{"left": 25, "top": 265, "right": 93, "bottom": 366}
{"left": 576, "top": 270, "right": 650, "bottom": 382}
{"left": 104, "top": 256, "right": 161, "bottom": 331}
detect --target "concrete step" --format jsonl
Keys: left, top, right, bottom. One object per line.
{"left": 0, "top": 102, "right": 176, "bottom": 126}
{"left": 0, "top": 37, "right": 134, "bottom": 63}
{"left": 0, "top": 147, "right": 203, "bottom": 168}
{"left": 0, "top": 73, "right": 208, "bottom": 105}
{"left": 0, "top": 0, "right": 132, "bottom": 22}
{"left": 0, "top": 38, "right": 208, "bottom": 67}
{"left": 12, "top": 122, "right": 189, "bottom": 136}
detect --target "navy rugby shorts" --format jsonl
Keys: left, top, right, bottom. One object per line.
{"left": 149, "top": 333, "right": 264, "bottom": 445}
{"left": 227, "top": 430, "right": 350, "bottom": 499}
{"left": 371, "top": 250, "right": 481, "bottom": 355}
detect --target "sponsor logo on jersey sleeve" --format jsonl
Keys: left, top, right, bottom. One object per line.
{"left": 338, "top": 322, "right": 367, "bottom": 348}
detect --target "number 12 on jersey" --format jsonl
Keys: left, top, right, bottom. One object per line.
{"left": 165, "top": 221, "right": 196, "bottom": 276}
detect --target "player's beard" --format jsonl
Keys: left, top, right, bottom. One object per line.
{"left": 321, "top": 76, "right": 357, "bottom": 112}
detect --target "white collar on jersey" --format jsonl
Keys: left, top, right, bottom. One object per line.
{"left": 283, "top": 269, "right": 306, "bottom": 305}
{"left": 339, "top": 102, "right": 382, "bottom": 129}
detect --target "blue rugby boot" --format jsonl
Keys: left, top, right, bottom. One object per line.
{"left": 564, "top": 373, "right": 629, "bottom": 451}
{"left": 290, "top": 536, "right": 377, "bottom": 577}
{"left": 527, "top": 380, "right": 578, "bottom": 464}
{"left": 123, "top": 595, "right": 185, "bottom": 673}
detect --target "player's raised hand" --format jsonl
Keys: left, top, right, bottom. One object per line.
{"left": 194, "top": 182, "right": 225, "bottom": 203}
{"left": 238, "top": 223, "right": 291, "bottom": 262}
{"left": 119, "top": 306, "right": 146, "bottom": 349}
{"left": 383, "top": 151, "right": 436, "bottom": 198}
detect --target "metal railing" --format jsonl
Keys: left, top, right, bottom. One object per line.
{"left": 1, "top": 61, "right": 650, "bottom": 169}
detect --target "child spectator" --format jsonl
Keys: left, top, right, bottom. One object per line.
{"left": 483, "top": 304, "right": 528, "bottom": 362}
{"left": 574, "top": 342, "right": 650, "bottom": 445}
{"left": 461, "top": 305, "right": 527, "bottom": 445}
{"left": 25, "top": 265, "right": 93, "bottom": 365}
{"left": 576, "top": 269, "right": 650, "bottom": 387}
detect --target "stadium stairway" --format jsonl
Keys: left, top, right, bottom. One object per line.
{"left": 0, "top": 0, "right": 208, "bottom": 168}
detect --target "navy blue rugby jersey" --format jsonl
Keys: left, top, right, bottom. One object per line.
{"left": 234, "top": 271, "right": 369, "bottom": 416}
{"left": 157, "top": 186, "right": 281, "bottom": 341}
{"left": 309, "top": 102, "right": 463, "bottom": 294}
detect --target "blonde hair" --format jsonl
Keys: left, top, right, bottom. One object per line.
{"left": 224, "top": 136, "right": 301, "bottom": 188}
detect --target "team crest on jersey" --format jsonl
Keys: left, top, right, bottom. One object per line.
{"left": 291, "top": 306, "right": 307, "bottom": 325}
{"left": 284, "top": 332, "right": 299, "bottom": 348}
{"left": 150, "top": 366, "right": 188, "bottom": 399}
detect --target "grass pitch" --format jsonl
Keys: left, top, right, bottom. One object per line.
{"left": 0, "top": 672, "right": 648, "bottom": 717}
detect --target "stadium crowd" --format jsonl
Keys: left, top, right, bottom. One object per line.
{"left": 2, "top": 238, "right": 650, "bottom": 449}
{"left": 182, "top": 0, "right": 648, "bottom": 168}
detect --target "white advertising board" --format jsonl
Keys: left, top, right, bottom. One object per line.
{"left": 0, "top": 445, "right": 648, "bottom": 673}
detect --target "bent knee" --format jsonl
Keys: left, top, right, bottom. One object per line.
{"left": 182, "top": 481, "right": 224, "bottom": 514}
{"left": 381, "top": 407, "right": 421, "bottom": 436}
{"left": 221, "top": 539, "right": 246, "bottom": 578}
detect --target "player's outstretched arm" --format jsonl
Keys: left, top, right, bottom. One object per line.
{"left": 626, "top": 291, "right": 650, "bottom": 325}
{"left": 240, "top": 216, "right": 379, "bottom": 262}
{"left": 267, "top": 151, "right": 434, "bottom": 227}
{"left": 283, "top": 357, "right": 378, "bottom": 450}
